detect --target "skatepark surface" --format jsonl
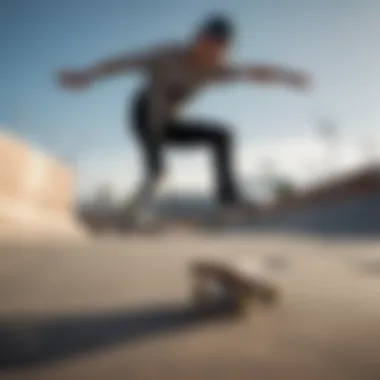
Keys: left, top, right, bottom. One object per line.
{"left": 1, "top": 232, "right": 380, "bottom": 380}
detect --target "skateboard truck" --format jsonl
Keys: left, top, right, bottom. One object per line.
{"left": 190, "top": 261, "right": 279, "bottom": 318}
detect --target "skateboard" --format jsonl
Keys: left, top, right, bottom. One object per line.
{"left": 185, "top": 204, "right": 261, "bottom": 230}
{"left": 189, "top": 258, "right": 279, "bottom": 318}
{"left": 82, "top": 208, "right": 169, "bottom": 235}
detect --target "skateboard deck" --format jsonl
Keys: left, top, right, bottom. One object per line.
{"left": 189, "top": 258, "right": 279, "bottom": 317}
{"left": 84, "top": 209, "right": 171, "bottom": 235}
{"left": 83, "top": 202, "right": 260, "bottom": 235}
{"left": 181, "top": 204, "right": 261, "bottom": 231}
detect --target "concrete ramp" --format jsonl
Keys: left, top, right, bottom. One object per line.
{"left": 0, "top": 132, "right": 84, "bottom": 241}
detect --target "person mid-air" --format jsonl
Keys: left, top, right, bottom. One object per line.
{"left": 58, "top": 14, "right": 311, "bottom": 225}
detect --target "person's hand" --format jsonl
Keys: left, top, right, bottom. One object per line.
{"left": 285, "top": 70, "right": 312, "bottom": 91}
{"left": 57, "top": 69, "right": 93, "bottom": 90}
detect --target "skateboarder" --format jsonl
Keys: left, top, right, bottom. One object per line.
{"left": 58, "top": 14, "right": 311, "bottom": 225}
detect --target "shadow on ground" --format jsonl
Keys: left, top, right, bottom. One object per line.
{"left": 0, "top": 302, "right": 235, "bottom": 370}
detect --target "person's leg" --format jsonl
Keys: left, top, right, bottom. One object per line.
{"left": 125, "top": 94, "right": 165, "bottom": 222}
{"left": 165, "top": 120, "right": 240, "bottom": 206}
{"left": 124, "top": 162, "right": 162, "bottom": 221}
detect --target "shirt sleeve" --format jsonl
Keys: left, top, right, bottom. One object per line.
{"left": 210, "top": 64, "right": 250, "bottom": 83}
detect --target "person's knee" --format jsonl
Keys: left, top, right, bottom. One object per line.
{"left": 147, "top": 167, "right": 165, "bottom": 185}
{"left": 146, "top": 153, "right": 164, "bottom": 181}
{"left": 213, "top": 125, "right": 232, "bottom": 148}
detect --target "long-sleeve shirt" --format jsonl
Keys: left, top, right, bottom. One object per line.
{"left": 111, "top": 42, "right": 250, "bottom": 131}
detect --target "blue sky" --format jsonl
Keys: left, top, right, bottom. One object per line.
{"left": 2, "top": 0, "right": 380, "bottom": 198}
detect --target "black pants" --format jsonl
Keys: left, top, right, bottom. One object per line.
{"left": 130, "top": 93, "right": 239, "bottom": 205}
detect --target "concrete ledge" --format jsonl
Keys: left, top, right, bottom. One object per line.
{"left": 0, "top": 131, "right": 83, "bottom": 241}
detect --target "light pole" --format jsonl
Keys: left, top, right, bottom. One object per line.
{"left": 316, "top": 117, "right": 338, "bottom": 182}
{"left": 259, "top": 156, "right": 277, "bottom": 203}
{"left": 360, "top": 134, "right": 379, "bottom": 167}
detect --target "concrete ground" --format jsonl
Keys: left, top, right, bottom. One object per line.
{"left": 1, "top": 232, "right": 380, "bottom": 380}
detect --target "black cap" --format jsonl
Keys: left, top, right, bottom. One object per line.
{"left": 198, "top": 14, "right": 234, "bottom": 43}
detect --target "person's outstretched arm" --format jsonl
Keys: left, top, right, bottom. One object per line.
{"left": 57, "top": 44, "right": 175, "bottom": 90}
{"left": 214, "top": 63, "right": 312, "bottom": 91}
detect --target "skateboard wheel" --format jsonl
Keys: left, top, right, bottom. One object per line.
{"left": 192, "top": 282, "right": 209, "bottom": 307}
{"left": 235, "top": 293, "right": 252, "bottom": 318}
{"left": 261, "top": 287, "right": 279, "bottom": 306}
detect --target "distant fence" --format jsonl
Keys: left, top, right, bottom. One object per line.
{"left": 244, "top": 192, "right": 380, "bottom": 237}
{"left": 234, "top": 167, "right": 380, "bottom": 237}
{"left": 0, "top": 131, "right": 77, "bottom": 235}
